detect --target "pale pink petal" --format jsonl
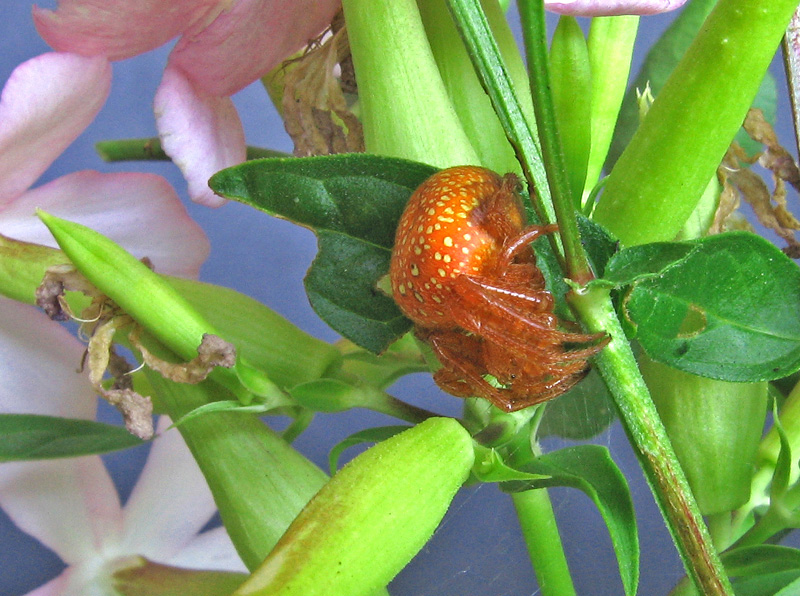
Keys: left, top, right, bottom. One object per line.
{"left": 0, "top": 53, "right": 110, "bottom": 205}
{"left": 545, "top": 0, "right": 687, "bottom": 15}
{"left": 119, "top": 417, "right": 217, "bottom": 562}
{"left": 0, "top": 170, "right": 210, "bottom": 278}
{"left": 169, "top": 0, "right": 341, "bottom": 97}
{"left": 0, "top": 298, "right": 93, "bottom": 419}
{"left": 166, "top": 526, "right": 247, "bottom": 572}
{"left": 0, "top": 457, "right": 122, "bottom": 565}
{"left": 155, "top": 66, "right": 245, "bottom": 207}
{"left": 33, "top": 1, "right": 227, "bottom": 61}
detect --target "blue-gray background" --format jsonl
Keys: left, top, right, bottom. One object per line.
{"left": 0, "top": 3, "right": 794, "bottom": 595}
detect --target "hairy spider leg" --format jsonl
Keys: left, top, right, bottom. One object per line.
{"left": 450, "top": 273, "right": 607, "bottom": 364}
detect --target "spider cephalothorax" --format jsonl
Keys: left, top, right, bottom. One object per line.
{"left": 389, "top": 165, "right": 605, "bottom": 412}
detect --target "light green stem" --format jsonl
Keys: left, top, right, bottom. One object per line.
{"left": 512, "top": 489, "right": 577, "bottom": 596}
{"left": 569, "top": 288, "right": 733, "bottom": 596}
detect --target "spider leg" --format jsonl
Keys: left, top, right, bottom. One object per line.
{"left": 451, "top": 274, "right": 607, "bottom": 363}
{"left": 422, "top": 329, "right": 524, "bottom": 410}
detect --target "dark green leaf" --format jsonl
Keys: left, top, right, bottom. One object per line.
{"left": 601, "top": 241, "right": 696, "bottom": 287}
{"left": 210, "top": 154, "right": 438, "bottom": 353}
{"left": 0, "top": 414, "right": 144, "bottom": 462}
{"left": 537, "top": 368, "right": 616, "bottom": 440}
{"left": 606, "top": 0, "right": 777, "bottom": 168}
{"left": 720, "top": 545, "right": 800, "bottom": 596}
{"left": 328, "top": 425, "right": 411, "bottom": 475}
{"left": 501, "top": 445, "right": 638, "bottom": 596}
{"left": 577, "top": 214, "right": 618, "bottom": 278}
{"left": 305, "top": 231, "right": 411, "bottom": 353}
{"left": 621, "top": 232, "right": 800, "bottom": 381}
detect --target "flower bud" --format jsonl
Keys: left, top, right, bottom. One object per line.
{"left": 234, "top": 417, "right": 474, "bottom": 596}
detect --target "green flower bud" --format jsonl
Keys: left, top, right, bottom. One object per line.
{"left": 640, "top": 355, "right": 768, "bottom": 515}
{"left": 234, "top": 417, "right": 474, "bottom": 596}
{"left": 36, "top": 211, "right": 284, "bottom": 405}
{"left": 549, "top": 15, "right": 592, "bottom": 209}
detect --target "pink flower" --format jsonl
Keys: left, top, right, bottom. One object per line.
{"left": 34, "top": 0, "right": 342, "bottom": 206}
{"left": 0, "top": 306, "right": 245, "bottom": 594}
{"left": 0, "top": 51, "right": 229, "bottom": 594}
{"left": 545, "top": 0, "right": 687, "bottom": 16}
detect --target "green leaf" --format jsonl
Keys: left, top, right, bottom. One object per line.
{"left": 601, "top": 241, "right": 695, "bottom": 287}
{"left": 0, "top": 414, "right": 144, "bottom": 461}
{"left": 501, "top": 445, "right": 638, "bottom": 596}
{"left": 720, "top": 545, "right": 800, "bottom": 596}
{"left": 471, "top": 445, "right": 551, "bottom": 484}
{"left": 209, "top": 154, "right": 438, "bottom": 353}
{"left": 328, "top": 425, "right": 410, "bottom": 475}
{"left": 621, "top": 232, "right": 800, "bottom": 381}
{"left": 537, "top": 368, "right": 616, "bottom": 441}
{"left": 305, "top": 231, "right": 409, "bottom": 353}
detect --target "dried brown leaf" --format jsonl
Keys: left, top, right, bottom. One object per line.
{"left": 131, "top": 331, "right": 235, "bottom": 384}
{"left": 280, "top": 23, "right": 363, "bottom": 156}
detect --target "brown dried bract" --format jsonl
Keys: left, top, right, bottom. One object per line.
{"left": 713, "top": 109, "right": 800, "bottom": 257}
{"left": 275, "top": 11, "right": 363, "bottom": 157}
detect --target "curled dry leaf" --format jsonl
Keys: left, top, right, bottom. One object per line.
{"left": 276, "top": 12, "right": 364, "bottom": 156}
{"left": 34, "top": 261, "right": 235, "bottom": 439}
{"left": 713, "top": 109, "right": 800, "bottom": 257}
{"left": 130, "top": 330, "right": 236, "bottom": 384}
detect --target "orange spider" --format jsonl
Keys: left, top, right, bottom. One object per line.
{"left": 389, "top": 165, "right": 606, "bottom": 412}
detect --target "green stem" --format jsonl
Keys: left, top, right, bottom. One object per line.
{"left": 569, "top": 287, "right": 733, "bottom": 596}
{"left": 446, "top": 0, "right": 553, "bottom": 225}
{"left": 517, "top": 0, "right": 592, "bottom": 284}
{"left": 95, "top": 138, "right": 289, "bottom": 162}
{"left": 782, "top": 6, "right": 800, "bottom": 163}
{"left": 512, "top": 489, "right": 577, "bottom": 596}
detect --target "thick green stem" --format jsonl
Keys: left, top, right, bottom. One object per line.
{"left": 517, "top": 0, "right": 592, "bottom": 284}
{"left": 512, "top": 489, "right": 577, "bottom": 596}
{"left": 569, "top": 288, "right": 733, "bottom": 596}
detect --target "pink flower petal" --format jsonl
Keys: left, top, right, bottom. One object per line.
{"left": 545, "top": 0, "right": 687, "bottom": 16}
{"left": 33, "top": 1, "right": 227, "bottom": 61}
{"left": 0, "top": 301, "right": 122, "bottom": 566}
{"left": 155, "top": 66, "right": 246, "bottom": 207}
{"left": 0, "top": 299, "right": 93, "bottom": 419}
{"left": 0, "top": 457, "right": 122, "bottom": 565}
{"left": 167, "top": 526, "right": 247, "bottom": 572}
{"left": 0, "top": 170, "right": 210, "bottom": 278}
{"left": 169, "top": 0, "right": 341, "bottom": 97}
{"left": 119, "top": 417, "right": 217, "bottom": 562}
{"left": 0, "top": 53, "right": 110, "bottom": 205}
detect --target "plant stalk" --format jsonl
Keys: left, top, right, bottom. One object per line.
{"left": 512, "top": 489, "right": 577, "bottom": 596}
{"left": 569, "top": 287, "right": 733, "bottom": 596}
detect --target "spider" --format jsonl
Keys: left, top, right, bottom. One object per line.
{"left": 389, "top": 165, "right": 606, "bottom": 412}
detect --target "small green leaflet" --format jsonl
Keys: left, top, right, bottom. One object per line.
{"left": 0, "top": 414, "right": 144, "bottom": 462}
{"left": 210, "top": 154, "right": 437, "bottom": 353}
{"left": 604, "top": 232, "right": 800, "bottom": 382}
